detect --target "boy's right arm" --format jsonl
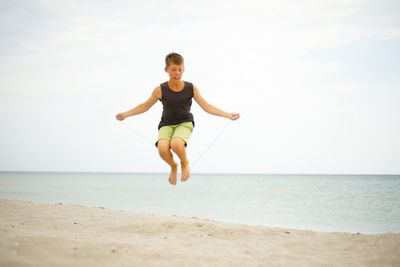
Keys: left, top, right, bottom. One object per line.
{"left": 116, "top": 87, "right": 161, "bottom": 121}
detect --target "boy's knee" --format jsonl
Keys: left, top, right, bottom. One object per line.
{"left": 171, "top": 138, "right": 185, "bottom": 152}
{"left": 157, "top": 139, "right": 171, "bottom": 154}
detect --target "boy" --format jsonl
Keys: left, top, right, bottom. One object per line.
{"left": 116, "top": 53, "right": 240, "bottom": 185}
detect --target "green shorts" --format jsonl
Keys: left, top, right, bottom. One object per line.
{"left": 157, "top": 121, "right": 194, "bottom": 147}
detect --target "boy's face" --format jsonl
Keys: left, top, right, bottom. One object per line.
{"left": 165, "top": 63, "right": 184, "bottom": 81}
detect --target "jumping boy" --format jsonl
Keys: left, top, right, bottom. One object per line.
{"left": 116, "top": 53, "right": 240, "bottom": 185}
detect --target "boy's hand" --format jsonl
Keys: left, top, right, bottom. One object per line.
{"left": 230, "top": 113, "right": 240, "bottom": 120}
{"left": 116, "top": 113, "right": 125, "bottom": 121}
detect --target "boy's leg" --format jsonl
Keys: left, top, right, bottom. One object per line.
{"left": 170, "top": 122, "right": 193, "bottom": 182}
{"left": 171, "top": 137, "right": 190, "bottom": 182}
{"left": 157, "top": 139, "right": 178, "bottom": 185}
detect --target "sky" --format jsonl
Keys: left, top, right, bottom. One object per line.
{"left": 1, "top": 0, "right": 399, "bottom": 174}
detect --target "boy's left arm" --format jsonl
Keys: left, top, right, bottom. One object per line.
{"left": 193, "top": 85, "right": 240, "bottom": 120}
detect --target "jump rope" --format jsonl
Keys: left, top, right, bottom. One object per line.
{"left": 121, "top": 119, "right": 233, "bottom": 171}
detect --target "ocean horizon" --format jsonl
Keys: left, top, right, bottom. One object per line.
{"left": 1, "top": 171, "right": 399, "bottom": 234}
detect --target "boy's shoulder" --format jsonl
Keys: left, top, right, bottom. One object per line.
{"left": 184, "top": 81, "right": 194, "bottom": 87}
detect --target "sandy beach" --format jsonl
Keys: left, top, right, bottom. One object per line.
{"left": 1, "top": 199, "right": 399, "bottom": 266}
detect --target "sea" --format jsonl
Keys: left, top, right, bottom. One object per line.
{"left": 0, "top": 172, "right": 399, "bottom": 234}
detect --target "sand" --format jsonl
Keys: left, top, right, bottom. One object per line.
{"left": 1, "top": 199, "right": 399, "bottom": 267}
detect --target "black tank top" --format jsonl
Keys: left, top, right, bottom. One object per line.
{"left": 158, "top": 81, "right": 195, "bottom": 129}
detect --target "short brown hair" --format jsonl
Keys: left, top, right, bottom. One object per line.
{"left": 165, "top": 52, "right": 184, "bottom": 67}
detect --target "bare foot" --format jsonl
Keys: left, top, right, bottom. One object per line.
{"left": 169, "top": 162, "right": 178, "bottom": 185}
{"left": 181, "top": 161, "right": 190, "bottom": 182}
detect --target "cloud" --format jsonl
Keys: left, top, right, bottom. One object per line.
{"left": 0, "top": 0, "right": 399, "bottom": 173}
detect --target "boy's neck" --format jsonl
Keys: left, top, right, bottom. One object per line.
{"left": 168, "top": 79, "right": 182, "bottom": 85}
{"left": 168, "top": 79, "right": 184, "bottom": 87}
{"left": 168, "top": 80, "right": 184, "bottom": 91}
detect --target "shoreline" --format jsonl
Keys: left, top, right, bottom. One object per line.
{"left": 1, "top": 199, "right": 400, "bottom": 266}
